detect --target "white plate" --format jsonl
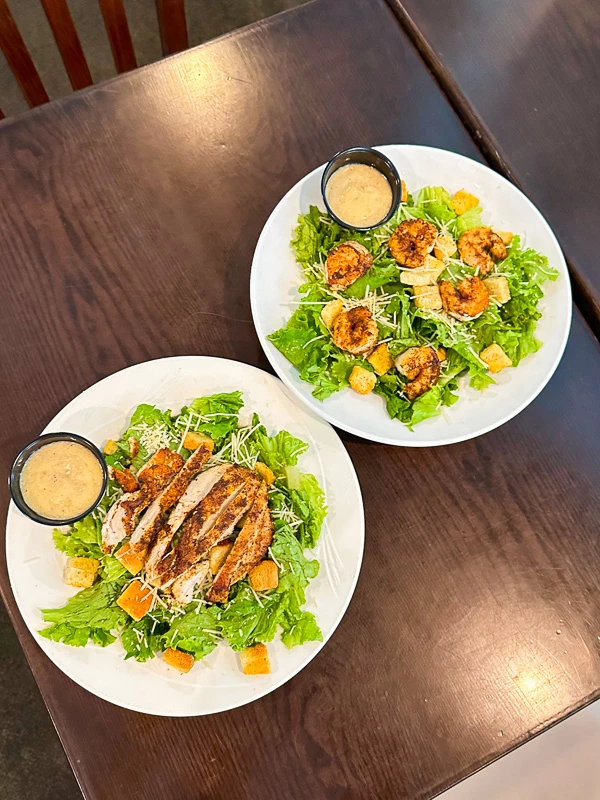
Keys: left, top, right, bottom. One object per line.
{"left": 5, "top": 357, "right": 364, "bottom": 716}
{"left": 250, "top": 145, "right": 572, "bottom": 446}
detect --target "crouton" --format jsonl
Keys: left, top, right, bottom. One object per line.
{"left": 349, "top": 366, "right": 376, "bottom": 395}
{"left": 209, "top": 542, "right": 234, "bottom": 574}
{"left": 480, "top": 343, "right": 512, "bottom": 373}
{"left": 182, "top": 431, "right": 214, "bottom": 452}
{"left": 254, "top": 461, "right": 275, "bottom": 485}
{"left": 249, "top": 560, "right": 279, "bottom": 591}
{"left": 240, "top": 643, "right": 271, "bottom": 675}
{"left": 64, "top": 557, "right": 99, "bottom": 589}
{"left": 103, "top": 439, "right": 118, "bottom": 456}
{"left": 321, "top": 299, "right": 343, "bottom": 329}
{"left": 367, "top": 343, "right": 393, "bottom": 376}
{"left": 483, "top": 275, "right": 511, "bottom": 304}
{"left": 115, "top": 543, "right": 144, "bottom": 576}
{"left": 400, "top": 255, "right": 446, "bottom": 286}
{"left": 116, "top": 580, "right": 154, "bottom": 621}
{"left": 164, "top": 648, "right": 195, "bottom": 674}
{"left": 437, "top": 347, "right": 446, "bottom": 362}
{"left": 400, "top": 179, "right": 408, "bottom": 203}
{"left": 412, "top": 284, "right": 442, "bottom": 310}
{"left": 452, "top": 189, "right": 479, "bottom": 216}
{"left": 493, "top": 229, "right": 514, "bottom": 246}
{"left": 433, "top": 232, "right": 457, "bottom": 262}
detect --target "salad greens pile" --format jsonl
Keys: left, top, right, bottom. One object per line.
{"left": 268, "top": 186, "right": 558, "bottom": 428}
{"left": 41, "top": 392, "right": 326, "bottom": 664}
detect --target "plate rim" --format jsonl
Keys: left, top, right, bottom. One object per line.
{"left": 5, "top": 355, "right": 365, "bottom": 716}
{"left": 250, "top": 143, "right": 572, "bottom": 447}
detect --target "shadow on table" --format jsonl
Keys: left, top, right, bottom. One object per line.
{"left": 0, "top": 601, "right": 81, "bottom": 800}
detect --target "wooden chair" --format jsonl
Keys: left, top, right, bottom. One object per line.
{"left": 0, "top": 0, "right": 188, "bottom": 119}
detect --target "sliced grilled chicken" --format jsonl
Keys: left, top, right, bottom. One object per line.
{"left": 207, "top": 482, "right": 273, "bottom": 603}
{"left": 101, "top": 448, "right": 183, "bottom": 553}
{"left": 170, "top": 473, "right": 259, "bottom": 581}
{"left": 144, "top": 464, "right": 230, "bottom": 584}
{"left": 167, "top": 464, "right": 231, "bottom": 533}
{"left": 155, "top": 466, "right": 253, "bottom": 588}
{"left": 126, "top": 443, "right": 213, "bottom": 561}
{"left": 171, "top": 561, "right": 210, "bottom": 605}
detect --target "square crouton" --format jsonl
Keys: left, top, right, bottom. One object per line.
{"left": 115, "top": 543, "right": 144, "bottom": 576}
{"left": 452, "top": 189, "right": 479, "bottom": 216}
{"left": 367, "top": 343, "right": 393, "bottom": 376}
{"left": 349, "top": 366, "right": 376, "bottom": 395}
{"left": 483, "top": 276, "right": 511, "bottom": 304}
{"left": 433, "top": 232, "right": 457, "bottom": 262}
{"left": 480, "top": 343, "right": 512, "bottom": 373}
{"left": 321, "top": 299, "right": 343, "bottom": 329}
{"left": 254, "top": 461, "right": 275, "bottom": 485}
{"left": 116, "top": 580, "right": 154, "bottom": 621}
{"left": 249, "top": 560, "right": 279, "bottom": 592}
{"left": 400, "top": 255, "right": 446, "bottom": 286}
{"left": 103, "top": 439, "right": 118, "bottom": 455}
{"left": 240, "top": 643, "right": 271, "bottom": 675}
{"left": 493, "top": 229, "right": 514, "bottom": 246}
{"left": 400, "top": 179, "right": 408, "bottom": 203}
{"left": 64, "top": 557, "right": 99, "bottom": 589}
{"left": 182, "top": 431, "right": 214, "bottom": 452}
{"left": 163, "top": 648, "right": 195, "bottom": 674}
{"left": 413, "top": 284, "right": 442, "bottom": 310}
{"left": 209, "top": 542, "right": 233, "bottom": 574}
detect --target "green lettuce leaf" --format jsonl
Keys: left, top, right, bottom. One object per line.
{"left": 177, "top": 391, "right": 244, "bottom": 448}
{"left": 162, "top": 605, "right": 221, "bottom": 660}
{"left": 40, "top": 576, "right": 128, "bottom": 648}
{"left": 52, "top": 515, "right": 102, "bottom": 559}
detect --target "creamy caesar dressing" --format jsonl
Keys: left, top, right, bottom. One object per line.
{"left": 20, "top": 441, "right": 103, "bottom": 520}
{"left": 326, "top": 163, "right": 392, "bottom": 227}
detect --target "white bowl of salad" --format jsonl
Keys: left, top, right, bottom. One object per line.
{"left": 251, "top": 145, "right": 571, "bottom": 446}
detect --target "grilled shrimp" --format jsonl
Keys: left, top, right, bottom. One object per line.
{"left": 332, "top": 306, "right": 379, "bottom": 355}
{"left": 326, "top": 241, "right": 373, "bottom": 290}
{"left": 457, "top": 227, "right": 507, "bottom": 275}
{"left": 395, "top": 346, "right": 441, "bottom": 401}
{"left": 439, "top": 276, "right": 490, "bottom": 321}
{"left": 388, "top": 219, "right": 437, "bottom": 268}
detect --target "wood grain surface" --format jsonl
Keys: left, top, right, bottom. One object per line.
{"left": 386, "top": 0, "right": 600, "bottom": 337}
{"left": 0, "top": 0, "right": 599, "bottom": 798}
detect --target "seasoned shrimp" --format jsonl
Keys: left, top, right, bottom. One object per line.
{"left": 388, "top": 219, "right": 437, "bottom": 268}
{"left": 457, "top": 227, "right": 507, "bottom": 275}
{"left": 439, "top": 276, "right": 490, "bottom": 321}
{"left": 395, "top": 346, "right": 441, "bottom": 401}
{"left": 331, "top": 306, "right": 379, "bottom": 355}
{"left": 326, "top": 241, "right": 373, "bottom": 290}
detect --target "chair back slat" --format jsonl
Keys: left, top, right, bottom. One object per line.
{"left": 155, "top": 0, "right": 188, "bottom": 56}
{"left": 41, "top": 0, "right": 93, "bottom": 90}
{"left": 98, "top": 0, "right": 137, "bottom": 74}
{"left": 0, "top": 0, "right": 49, "bottom": 107}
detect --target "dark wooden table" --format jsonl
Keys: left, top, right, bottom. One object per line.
{"left": 387, "top": 0, "right": 600, "bottom": 335}
{"left": 1, "top": 0, "right": 599, "bottom": 798}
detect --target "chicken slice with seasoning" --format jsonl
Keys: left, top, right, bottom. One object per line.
{"left": 144, "top": 464, "right": 231, "bottom": 585}
{"left": 125, "top": 442, "right": 213, "bottom": 563}
{"left": 207, "top": 482, "right": 273, "bottom": 604}
{"left": 101, "top": 448, "right": 184, "bottom": 554}
{"left": 157, "top": 466, "right": 255, "bottom": 589}
{"left": 169, "top": 473, "right": 260, "bottom": 598}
